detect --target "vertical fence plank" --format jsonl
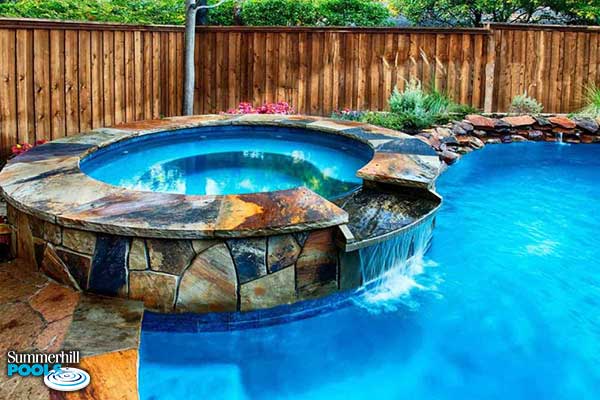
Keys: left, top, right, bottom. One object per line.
{"left": 159, "top": 32, "right": 169, "bottom": 116}
{"left": 193, "top": 32, "right": 202, "bottom": 114}
{"left": 0, "top": 29, "right": 17, "bottom": 157}
{"left": 434, "top": 33, "right": 448, "bottom": 95}
{"left": 124, "top": 31, "right": 135, "bottom": 121}
{"left": 341, "top": 33, "right": 353, "bottom": 110}
{"left": 78, "top": 30, "right": 92, "bottom": 131}
{"left": 176, "top": 32, "right": 184, "bottom": 115}
{"left": 588, "top": 33, "right": 598, "bottom": 105}
{"left": 102, "top": 30, "right": 115, "bottom": 127}
{"left": 216, "top": 31, "right": 227, "bottom": 112}
{"left": 562, "top": 32, "right": 576, "bottom": 113}
{"left": 265, "top": 32, "right": 276, "bottom": 106}
{"left": 50, "top": 29, "right": 65, "bottom": 138}
{"left": 483, "top": 32, "right": 496, "bottom": 113}
{"left": 459, "top": 34, "right": 472, "bottom": 105}
{"left": 297, "top": 32, "right": 308, "bottom": 113}
{"left": 573, "top": 32, "right": 588, "bottom": 109}
{"left": 142, "top": 31, "right": 153, "bottom": 120}
{"left": 64, "top": 30, "right": 79, "bottom": 135}
{"left": 166, "top": 31, "right": 176, "bottom": 116}
{"left": 356, "top": 33, "right": 368, "bottom": 111}
{"left": 90, "top": 31, "right": 104, "bottom": 128}
{"left": 276, "top": 32, "right": 287, "bottom": 103}
{"left": 133, "top": 31, "right": 143, "bottom": 120}
{"left": 330, "top": 32, "right": 341, "bottom": 112}
{"left": 152, "top": 31, "right": 161, "bottom": 118}
{"left": 113, "top": 31, "right": 125, "bottom": 125}
{"left": 34, "top": 29, "right": 51, "bottom": 141}
{"left": 547, "top": 31, "right": 561, "bottom": 112}
{"left": 15, "top": 29, "right": 35, "bottom": 144}
{"left": 472, "top": 34, "right": 483, "bottom": 109}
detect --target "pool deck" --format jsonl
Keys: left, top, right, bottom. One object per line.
{"left": 0, "top": 114, "right": 442, "bottom": 240}
{"left": 0, "top": 260, "right": 142, "bottom": 400}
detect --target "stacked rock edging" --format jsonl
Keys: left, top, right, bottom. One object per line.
{"left": 416, "top": 114, "right": 600, "bottom": 164}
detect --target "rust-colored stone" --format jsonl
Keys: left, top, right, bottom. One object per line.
{"left": 0, "top": 302, "right": 45, "bottom": 353}
{"left": 29, "top": 282, "right": 80, "bottom": 323}
{"left": 41, "top": 245, "right": 81, "bottom": 290}
{"left": 57, "top": 349, "right": 139, "bottom": 400}
{"left": 55, "top": 246, "right": 92, "bottom": 290}
{"left": 357, "top": 153, "right": 441, "bottom": 189}
{"left": 34, "top": 316, "right": 72, "bottom": 352}
{"left": 176, "top": 243, "right": 237, "bottom": 313}
{"left": 43, "top": 221, "right": 62, "bottom": 245}
{"left": 62, "top": 228, "right": 96, "bottom": 255}
{"left": 267, "top": 234, "right": 301, "bottom": 273}
{"left": 0, "top": 269, "right": 41, "bottom": 303}
{"left": 15, "top": 211, "right": 36, "bottom": 270}
{"left": 129, "top": 271, "right": 177, "bottom": 311}
{"left": 501, "top": 115, "right": 536, "bottom": 127}
{"left": 192, "top": 239, "right": 220, "bottom": 255}
{"left": 548, "top": 116, "right": 576, "bottom": 129}
{"left": 296, "top": 229, "right": 338, "bottom": 298}
{"left": 466, "top": 114, "right": 497, "bottom": 129}
{"left": 240, "top": 267, "right": 296, "bottom": 311}
{"left": 147, "top": 239, "right": 195, "bottom": 275}
{"left": 128, "top": 239, "right": 148, "bottom": 271}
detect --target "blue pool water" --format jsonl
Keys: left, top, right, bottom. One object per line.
{"left": 81, "top": 126, "right": 372, "bottom": 199}
{"left": 139, "top": 143, "right": 600, "bottom": 399}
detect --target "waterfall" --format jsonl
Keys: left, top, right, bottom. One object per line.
{"left": 355, "top": 215, "right": 437, "bottom": 309}
{"left": 556, "top": 132, "right": 563, "bottom": 143}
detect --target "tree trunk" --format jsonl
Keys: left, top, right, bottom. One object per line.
{"left": 183, "top": 0, "right": 197, "bottom": 116}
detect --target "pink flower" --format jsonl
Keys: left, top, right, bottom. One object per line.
{"left": 10, "top": 140, "right": 44, "bottom": 157}
{"left": 224, "top": 101, "right": 295, "bottom": 115}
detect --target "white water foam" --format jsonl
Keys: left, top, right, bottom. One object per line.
{"left": 354, "top": 216, "right": 441, "bottom": 313}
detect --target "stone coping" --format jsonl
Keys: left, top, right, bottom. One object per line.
{"left": 0, "top": 115, "right": 442, "bottom": 239}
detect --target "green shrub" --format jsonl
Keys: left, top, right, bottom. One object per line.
{"left": 0, "top": 0, "right": 185, "bottom": 25}
{"left": 509, "top": 93, "right": 543, "bottom": 115}
{"left": 206, "top": 0, "right": 238, "bottom": 26}
{"left": 316, "top": 0, "right": 392, "bottom": 27}
{"left": 387, "top": 80, "right": 440, "bottom": 130}
{"left": 361, "top": 111, "right": 409, "bottom": 131}
{"left": 447, "top": 102, "right": 479, "bottom": 118}
{"left": 240, "top": 0, "right": 317, "bottom": 26}
{"left": 577, "top": 84, "right": 600, "bottom": 118}
{"left": 362, "top": 80, "right": 477, "bottom": 131}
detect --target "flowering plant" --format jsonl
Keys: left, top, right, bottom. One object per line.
{"left": 11, "top": 139, "right": 47, "bottom": 157}
{"left": 226, "top": 102, "right": 295, "bottom": 115}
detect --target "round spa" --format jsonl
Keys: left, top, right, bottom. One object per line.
{"left": 0, "top": 115, "right": 442, "bottom": 313}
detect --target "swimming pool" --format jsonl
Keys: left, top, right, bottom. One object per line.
{"left": 140, "top": 142, "right": 600, "bottom": 399}
{"left": 81, "top": 126, "right": 373, "bottom": 199}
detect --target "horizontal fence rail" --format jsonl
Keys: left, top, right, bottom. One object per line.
{"left": 0, "top": 18, "right": 599, "bottom": 157}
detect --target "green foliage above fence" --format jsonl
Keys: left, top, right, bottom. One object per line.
{"left": 0, "top": 0, "right": 598, "bottom": 26}
{"left": 205, "top": 0, "right": 239, "bottom": 26}
{"left": 391, "top": 0, "right": 600, "bottom": 26}
{"left": 317, "top": 0, "right": 392, "bottom": 27}
{"left": 0, "top": 0, "right": 396, "bottom": 26}
{"left": 240, "top": 0, "right": 318, "bottom": 26}
{"left": 0, "top": 0, "right": 185, "bottom": 25}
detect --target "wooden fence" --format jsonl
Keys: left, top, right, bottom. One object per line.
{"left": 0, "top": 18, "right": 599, "bottom": 157}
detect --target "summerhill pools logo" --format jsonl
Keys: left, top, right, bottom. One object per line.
{"left": 6, "top": 350, "right": 91, "bottom": 392}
